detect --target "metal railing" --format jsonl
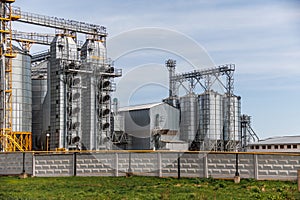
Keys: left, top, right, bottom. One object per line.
{"left": 12, "top": 30, "right": 55, "bottom": 45}
{"left": 13, "top": 6, "right": 107, "bottom": 37}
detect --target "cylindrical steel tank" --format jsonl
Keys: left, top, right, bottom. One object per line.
{"left": 31, "top": 60, "right": 49, "bottom": 150}
{"left": 198, "top": 91, "right": 223, "bottom": 144}
{"left": 12, "top": 46, "right": 32, "bottom": 133}
{"left": 223, "top": 95, "right": 241, "bottom": 142}
{"left": 179, "top": 93, "right": 198, "bottom": 142}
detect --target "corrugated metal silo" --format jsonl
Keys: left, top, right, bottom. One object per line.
{"left": 223, "top": 94, "right": 241, "bottom": 151}
{"left": 31, "top": 60, "right": 50, "bottom": 150}
{"left": 198, "top": 90, "right": 223, "bottom": 150}
{"left": 179, "top": 93, "right": 198, "bottom": 142}
{"left": 12, "top": 46, "right": 32, "bottom": 133}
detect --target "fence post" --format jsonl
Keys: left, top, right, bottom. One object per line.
{"left": 157, "top": 152, "right": 162, "bottom": 177}
{"left": 22, "top": 152, "right": 26, "bottom": 174}
{"left": 253, "top": 154, "right": 258, "bottom": 180}
{"left": 177, "top": 153, "right": 181, "bottom": 179}
{"left": 127, "top": 152, "right": 132, "bottom": 176}
{"left": 32, "top": 153, "right": 35, "bottom": 177}
{"left": 203, "top": 153, "right": 208, "bottom": 178}
{"left": 19, "top": 152, "right": 28, "bottom": 178}
{"left": 73, "top": 152, "right": 77, "bottom": 176}
{"left": 115, "top": 153, "right": 119, "bottom": 177}
{"left": 234, "top": 153, "right": 240, "bottom": 183}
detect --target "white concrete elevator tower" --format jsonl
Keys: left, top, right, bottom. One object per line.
{"left": 49, "top": 34, "right": 81, "bottom": 150}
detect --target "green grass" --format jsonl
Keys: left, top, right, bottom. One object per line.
{"left": 0, "top": 176, "right": 299, "bottom": 200}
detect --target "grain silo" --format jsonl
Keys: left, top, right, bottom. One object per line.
{"left": 179, "top": 93, "right": 198, "bottom": 143}
{"left": 223, "top": 94, "right": 241, "bottom": 151}
{"left": 31, "top": 60, "right": 50, "bottom": 150}
{"left": 11, "top": 46, "right": 32, "bottom": 134}
{"left": 0, "top": 45, "right": 32, "bottom": 151}
{"left": 198, "top": 90, "right": 223, "bottom": 151}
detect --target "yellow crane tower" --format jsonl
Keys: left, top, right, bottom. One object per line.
{"left": 0, "top": 0, "right": 31, "bottom": 152}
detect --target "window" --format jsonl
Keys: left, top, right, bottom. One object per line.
{"left": 255, "top": 145, "right": 259, "bottom": 150}
{"left": 267, "top": 145, "right": 272, "bottom": 149}
{"left": 262, "top": 146, "right": 266, "bottom": 149}
{"left": 287, "top": 145, "right": 291, "bottom": 149}
{"left": 275, "top": 145, "right": 278, "bottom": 149}
{"left": 293, "top": 145, "right": 297, "bottom": 149}
{"left": 251, "top": 146, "right": 254, "bottom": 149}
{"left": 280, "top": 145, "right": 284, "bottom": 149}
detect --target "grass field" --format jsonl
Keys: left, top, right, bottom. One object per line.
{"left": 0, "top": 176, "right": 299, "bottom": 200}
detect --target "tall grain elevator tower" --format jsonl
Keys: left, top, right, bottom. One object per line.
{"left": 49, "top": 34, "right": 122, "bottom": 150}
{"left": 80, "top": 38, "right": 122, "bottom": 150}
{"left": 49, "top": 34, "right": 80, "bottom": 150}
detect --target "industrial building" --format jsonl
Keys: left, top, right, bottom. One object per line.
{"left": 114, "top": 60, "right": 259, "bottom": 152}
{"left": 116, "top": 102, "right": 185, "bottom": 150}
{"left": 0, "top": 1, "right": 121, "bottom": 151}
{"left": 247, "top": 136, "right": 300, "bottom": 153}
{"left": 0, "top": 1, "right": 259, "bottom": 152}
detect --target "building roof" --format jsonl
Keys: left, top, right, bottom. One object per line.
{"left": 250, "top": 135, "right": 300, "bottom": 145}
{"left": 119, "top": 102, "right": 163, "bottom": 112}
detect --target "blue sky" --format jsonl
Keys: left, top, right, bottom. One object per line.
{"left": 13, "top": 0, "right": 300, "bottom": 139}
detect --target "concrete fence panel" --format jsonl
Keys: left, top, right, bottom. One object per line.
{"left": 0, "top": 153, "right": 32, "bottom": 175}
{"left": 161, "top": 152, "right": 179, "bottom": 177}
{"left": 238, "top": 154, "right": 255, "bottom": 179}
{"left": 257, "top": 154, "right": 300, "bottom": 180}
{"left": 1, "top": 151, "right": 300, "bottom": 180}
{"left": 34, "top": 153, "right": 73, "bottom": 177}
{"left": 180, "top": 153, "right": 205, "bottom": 178}
{"left": 76, "top": 152, "right": 116, "bottom": 176}
{"left": 207, "top": 153, "right": 236, "bottom": 179}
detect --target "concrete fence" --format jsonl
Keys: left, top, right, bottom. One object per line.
{"left": 0, "top": 151, "right": 300, "bottom": 180}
